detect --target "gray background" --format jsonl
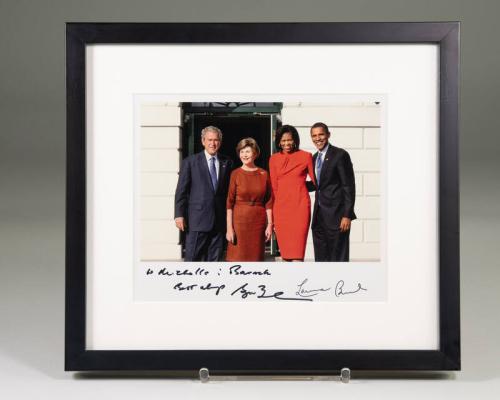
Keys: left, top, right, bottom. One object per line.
{"left": 1, "top": 0, "right": 499, "bottom": 398}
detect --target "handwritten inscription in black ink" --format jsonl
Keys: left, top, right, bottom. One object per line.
{"left": 150, "top": 267, "right": 210, "bottom": 277}
{"left": 158, "top": 268, "right": 173, "bottom": 276}
{"left": 334, "top": 280, "right": 367, "bottom": 297}
{"left": 173, "top": 282, "right": 197, "bottom": 291}
{"left": 295, "top": 278, "right": 331, "bottom": 298}
{"left": 146, "top": 266, "right": 370, "bottom": 301}
{"left": 200, "top": 282, "right": 226, "bottom": 296}
{"left": 257, "top": 284, "right": 313, "bottom": 301}
{"left": 147, "top": 265, "right": 271, "bottom": 277}
{"left": 229, "top": 265, "right": 271, "bottom": 276}
{"left": 230, "top": 283, "right": 257, "bottom": 299}
{"left": 230, "top": 283, "right": 312, "bottom": 302}
{"left": 176, "top": 267, "right": 209, "bottom": 276}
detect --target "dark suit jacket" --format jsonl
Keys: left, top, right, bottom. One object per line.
{"left": 174, "top": 151, "right": 233, "bottom": 232}
{"left": 309, "top": 144, "right": 356, "bottom": 229}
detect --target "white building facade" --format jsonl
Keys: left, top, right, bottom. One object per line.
{"left": 139, "top": 102, "right": 381, "bottom": 262}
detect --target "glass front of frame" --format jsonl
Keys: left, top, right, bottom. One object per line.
{"left": 85, "top": 44, "right": 439, "bottom": 351}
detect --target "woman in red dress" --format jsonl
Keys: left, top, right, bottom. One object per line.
{"left": 269, "top": 125, "right": 316, "bottom": 261}
{"left": 226, "top": 138, "right": 273, "bottom": 262}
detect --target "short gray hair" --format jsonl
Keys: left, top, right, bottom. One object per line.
{"left": 201, "top": 126, "right": 223, "bottom": 141}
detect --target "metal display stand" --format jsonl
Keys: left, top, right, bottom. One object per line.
{"left": 199, "top": 368, "right": 351, "bottom": 383}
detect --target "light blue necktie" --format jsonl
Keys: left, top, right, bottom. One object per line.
{"left": 209, "top": 156, "right": 218, "bottom": 190}
{"left": 316, "top": 152, "right": 323, "bottom": 185}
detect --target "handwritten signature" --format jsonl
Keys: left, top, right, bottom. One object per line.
{"left": 231, "top": 283, "right": 312, "bottom": 302}
{"left": 295, "top": 278, "right": 331, "bottom": 298}
{"left": 169, "top": 277, "right": 366, "bottom": 300}
{"left": 334, "top": 280, "right": 367, "bottom": 297}
{"left": 295, "top": 278, "right": 367, "bottom": 298}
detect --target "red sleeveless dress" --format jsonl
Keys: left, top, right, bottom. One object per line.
{"left": 269, "top": 150, "right": 316, "bottom": 260}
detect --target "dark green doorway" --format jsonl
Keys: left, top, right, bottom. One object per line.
{"left": 182, "top": 102, "right": 282, "bottom": 170}
{"left": 191, "top": 115, "right": 271, "bottom": 169}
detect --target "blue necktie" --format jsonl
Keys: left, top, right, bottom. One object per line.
{"left": 209, "top": 156, "right": 218, "bottom": 190}
{"left": 316, "top": 152, "right": 323, "bottom": 185}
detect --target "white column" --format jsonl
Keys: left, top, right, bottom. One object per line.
{"left": 140, "top": 103, "right": 182, "bottom": 260}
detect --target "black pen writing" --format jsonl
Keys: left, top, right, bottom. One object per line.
{"left": 199, "top": 282, "right": 226, "bottom": 295}
{"left": 334, "top": 280, "right": 367, "bottom": 297}
{"left": 229, "top": 265, "right": 271, "bottom": 276}
{"left": 295, "top": 278, "right": 331, "bottom": 298}
{"left": 173, "top": 282, "right": 197, "bottom": 291}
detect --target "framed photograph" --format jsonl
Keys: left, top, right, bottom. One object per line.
{"left": 66, "top": 22, "right": 460, "bottom": 372}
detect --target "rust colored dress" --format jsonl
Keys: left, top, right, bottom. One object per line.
{"left": 226, "top": 168, "right": 273, "bottom": 261}
{"left": 269, "top": 150, "right": 316, "bottom": 260}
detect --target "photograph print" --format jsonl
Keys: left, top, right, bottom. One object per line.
{"left": 135, "top": 98, "right": 385, "bottom": 302}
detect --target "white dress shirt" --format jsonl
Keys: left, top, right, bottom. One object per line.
{"left": 316, "top": 143, "right": 329, "bottom": 181}
{"left": 204, "top": 150, "right": 219, "bottom": 178}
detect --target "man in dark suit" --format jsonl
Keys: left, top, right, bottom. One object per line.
{"left": 309, "top": 122, "right": 356, "bottom": 262}
{"left": 174, "top": 126, "right": 233, "bottom": 261}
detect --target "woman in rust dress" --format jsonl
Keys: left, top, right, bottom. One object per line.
{"left": 269, "top": 125, "right": 316, "bottom": 261}
{"left": 226, "top": 138, "right": 273, "bottom": 262}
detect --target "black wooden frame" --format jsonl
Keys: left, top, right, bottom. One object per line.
{"left": 66, "top": 22, "right": 460, "bottom": 372}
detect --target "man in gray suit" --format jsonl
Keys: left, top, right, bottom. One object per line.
{"left": 174, "top": 126, "right": 233, "bottom": 261}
